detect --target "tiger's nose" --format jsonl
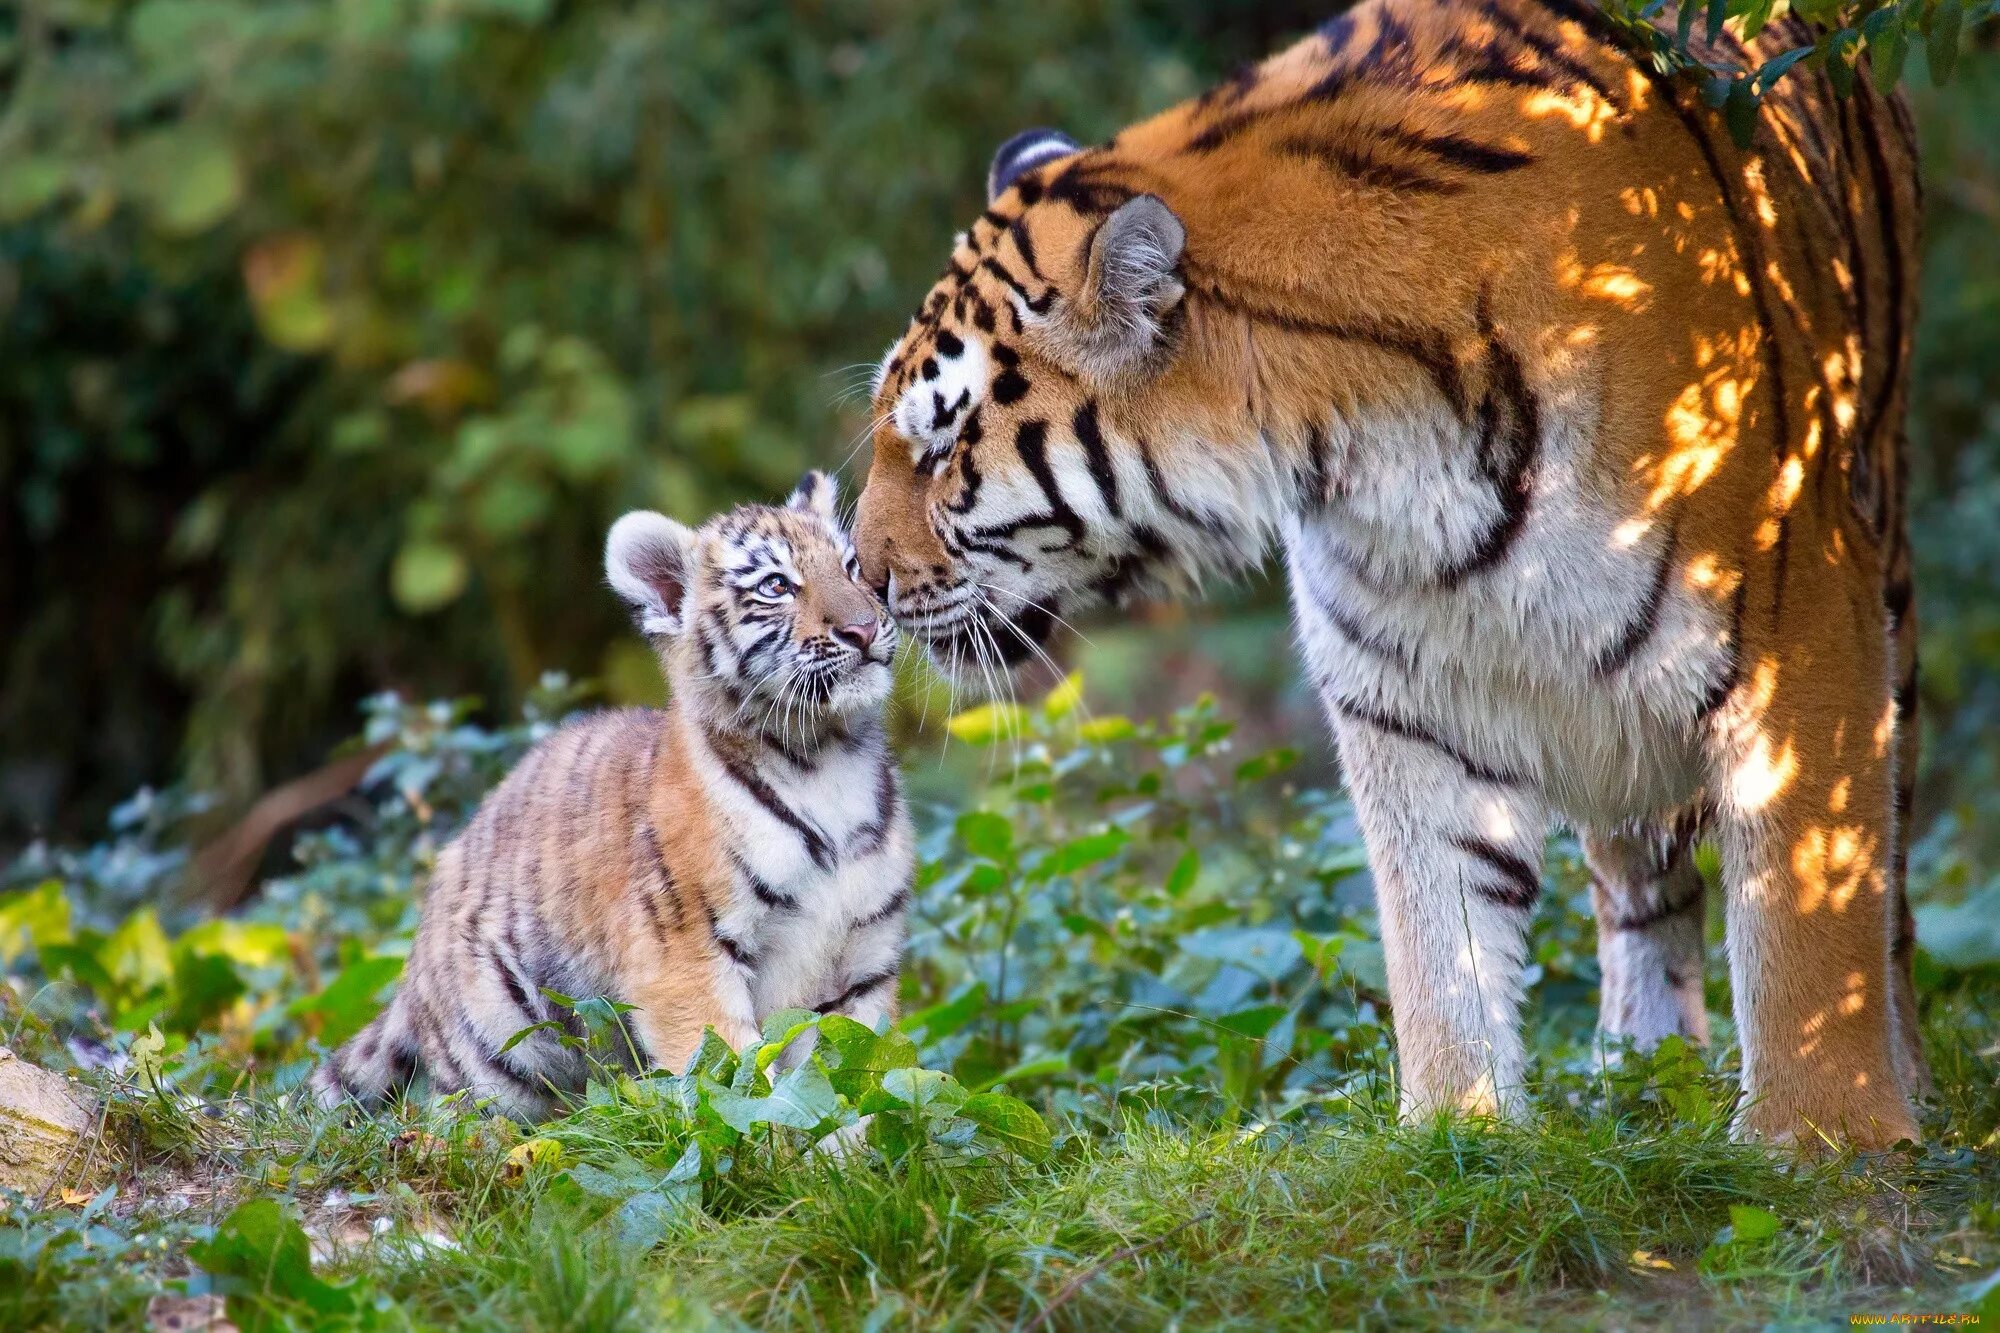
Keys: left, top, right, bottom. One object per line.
{"left": 834, "top": 620, "right": 879, "bottom": 652}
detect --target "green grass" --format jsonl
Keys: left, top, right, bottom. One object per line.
{"left": 4, "top": 994, "right": 1994, "bottom": 1332}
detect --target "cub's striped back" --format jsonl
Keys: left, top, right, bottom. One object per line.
{"left": 314, "top": 474, "right": 912, "bottom": 1119}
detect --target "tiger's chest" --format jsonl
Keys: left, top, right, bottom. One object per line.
{"left": 1282, "top": 403, "right": 1732, "bottom": 824}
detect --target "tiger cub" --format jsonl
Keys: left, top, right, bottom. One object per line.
{"left": 312, "top": 474, "right": 911, "bottom": 1119}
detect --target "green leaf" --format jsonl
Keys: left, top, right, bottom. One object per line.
{"left": 178, "top": 919, "right": 290, "bottom": 968}
{"left": 906, "top": 983, "right": 987, "bottom": 1041}
{"left": 1704, "top": 0, "right": 1728, "bottom": 43}
{"left": 1926, "top": 0, "right": 1963, "bottom": 85}
{"left": 1728, "top": 1204, "right": 1781, "bottom": 1243}
{"left": 391, "top": 540, "right": 471, "bottom": 613}
{"left": 945, "top": 701, "right": 1030, "bottom": 745}
{"left": 191, "top": 1199, "right": 363, "bottom": 1327}
{"left": 1233, "top": 748, "right": 1298, "bottom": 784}
{"left": 104, "top": 908, "right": 174, "bottom": 996}
{"left": 955, "top": 1093, "right": 1051, "bottom": 1161}
{"left": 122, "top": 126, "right": 242, "bottom": 236}
{"left": 1724, "top": 77, "right": 1761, "bottom": 149}
{"left": 1180, "top": 926, "right": 1305, "bottom": 982}
{"left": 1046, "top": 827, "right": 1130, "bottom": 876}
{"left": 0, "top": 156, "right": 67, "bottom": 223}
{"left": 956, "top": 811, "right": 1013, "bottom": 862}
{"left": 0, "top": 881, "right": 72, "bottom": 966}
{"left": 967, "top": 1053, "right": 1071, "bottom": 1092}
{"left": 879, "top": 1066, "right": 968, "bottom": 1113}
{"left": 1166, "top": 847, "right": 1201, "bottom": 897}
{"left": 1041, "top": 671, "right": 1085, "bottom": 720}
{"left": 701, "top": 1060, "right": 841, "bottom": 1133}
{"left": 289, "top": 955, "right": 403, "bottom": 1047}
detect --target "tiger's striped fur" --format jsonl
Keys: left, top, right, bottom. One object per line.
{"left": 854, "top": 0, "right": 1924, "bottom": 1145}
{"left": 313, "top": 476, "right": 911, "bottom": 1119}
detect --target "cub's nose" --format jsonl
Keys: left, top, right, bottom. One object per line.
{"left": 833, "top": 620, "right": 879, "bottom": 652}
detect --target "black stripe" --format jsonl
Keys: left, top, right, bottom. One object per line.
{"left": 1011, "top": 419, "right": 1086, "bottom": 544}
{"left": 1187, "top": 279, "right": 1467, "bottom": 418}
{"left": 980, "top": 256, "right": 1054, "bottom": 316}
{"left": 814, "top": 968, "right": 898, "bottom": 1015}
{"left": 708, "top": 733, "right": 835, "bottom": 870}
{"left": 636, "top": 822, "right": 687, "bottom": 930}
{"left": 702, "top": 897, "right": 758, "bottom": 972}
{"left": 1475, "top": 0, "right": 1625, "bottom": 110}
{"left": 1073, "top": 402, "right": 1122, "bottom": 518}
{"left": 1451, "top": 834, "right": 1542, "bottom": 910}
{"left": 1602, "top": 885, "right": 1704, "bottom": 934}
{"left": 1694, "top": 578, "right": 1749, "bottom": 720}
{"left": 1851, "top": 77, "right": 1908, "bottom": 511}
{"left": 851, "top": 886, "right": 911, "bottom": 933}
{"left": 1316, "top": 592, "right": 1418, "bottom": 675}
{"left": 1277, "top": 135, "right": 1459, "bottom": 195}
{"left": 847, "top": 761, "right": 901, "bottom": 859}
{"left": 1137, "top": 436, "right": 1231, "bottom": 538}
{"left": 1435, "top": 327, "right": 1540, "bottom": 589}
{"left": 730, "top": 849, "right": 796, "bottom": 909}
{"left": 1329, "top": 695, "right": 1526, "bottom": 786}
{"left": 1594, "top": 525, "right": 1678, "bottom": 675}
{"left": 1387, "top": 127, "right": 1535, "bottom": 174}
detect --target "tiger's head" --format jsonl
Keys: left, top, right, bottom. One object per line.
{"left": 606, "top": 472, "right": 897, "bottom": 732}
{"left": 855, "top": 128, "right": 1282, "bottom": 675}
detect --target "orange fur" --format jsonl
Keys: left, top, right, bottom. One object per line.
{"left": 856, "top": 0, "right": 1922, "bottom": 1145}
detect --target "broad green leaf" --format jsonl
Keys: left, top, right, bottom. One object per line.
{"left": 880, "top": 1066, "right": 968, "bottom": 1113}
{"left": 1728, "top": 1204, "right": 1781, "bottom": 1243}
{"left": 1166, "top": 847, "right": 1201, "bottom": 897}
{"left": 191, "top": 1198, "right": 363, "bottom": 1324}
{"left": 288, "top": 955, "right": 403, "bottom": 1047}
{"left": 956, "top": 811, "right": 1013, "bottom": 862}
{"left": 0, "top": 156, "right": 67, "bottom": 222}
{"left": 0, "top": 881, "right": 72, "bottom": 966}
{"left": 178, "top": 919, "right": 289, "bottom": 968}
{"left": 105, "top": 908, "right": 174, "bottom": 995}
{"left": 1926, "top": 0, "right": 1963, "bottom": 85}
{"left": 967, "top": 1053, "right": 1070, "bottom": 1092}
{"left": 956, "top": 1092, "right": 1051, "bottom": 1161}
{"left": 906, "top": 983, "right": 987, "bottom": 1041}
{"left": 701, "top": 1060, "right": 841, "bottom": 1133}
{"left": 391, "top": 540, "right": 470, "bottom": 613}
{"left": 946, "top": 701, "right": 1029, "bottom": 745}
{"left": 122, "top": 126, "right": 242, "bottom": 236}
{"left": 1179, "top": 926, "right": 1305, "bottom": 982}
{"left": 1041, "top": 671, "right": 1085, "bottom": 720}
{"left": 1077, "top": 715, "right": 1137, "bottom": 743}
{"left": 1046, "top": 827, "right": 1130, "bottom": 876}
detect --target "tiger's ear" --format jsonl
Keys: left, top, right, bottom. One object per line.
{"left": 988, "top": 127, "right": 1079, "bottom": 202}
{"left": 786, "top": 470, "right": 839, "bottom": 523}
{"left": 1054, "top": 193, "right": 1186, "bottom": 381}
{"left": 605, "top": 510, "right": 696, "bottom": 638}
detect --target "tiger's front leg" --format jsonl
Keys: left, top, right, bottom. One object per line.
{"left": 1330, "top": 713, "right": 1550, "bottom": 1121}
{"left": 1584, "top": 820, "right": 1709, "bottom": 1051}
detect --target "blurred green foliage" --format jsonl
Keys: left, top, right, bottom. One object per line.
{"left": 0, "top": 0, "right": 1995, "bottom": 868}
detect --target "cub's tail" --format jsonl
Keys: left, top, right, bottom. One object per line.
{"left": 310, "top": 994, "right": 419, "bottom": 1111}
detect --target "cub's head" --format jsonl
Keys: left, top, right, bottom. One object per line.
{"left": 855, "top": 128, "right": 1261, "bottom": 673}
{"left": 606, "top": 472, "right": 896, "bottom": 727}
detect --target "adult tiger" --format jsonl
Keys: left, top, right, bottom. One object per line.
{"left": 853, "top": 0, "right": 1925, "bottom": 1147}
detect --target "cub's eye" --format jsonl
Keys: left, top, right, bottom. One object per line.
{"left": 755, "top": 573, "right": 795, "bottom": 600}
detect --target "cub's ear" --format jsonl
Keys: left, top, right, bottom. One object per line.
{"left": 605, "top": 510, "right": 696, "bottom": 638}
{"left": 988, "top": 127, "right": 1080, "bottom": 203}
{"left": 786, "top": 470, "right": 839, "bottom": 523}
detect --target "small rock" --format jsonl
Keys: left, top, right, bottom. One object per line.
{"left": 145, "top": 1292, "right": 235, "bottom": 1332}
{"left": 0, "top": 1046, "right": 102, "bottom": 1196}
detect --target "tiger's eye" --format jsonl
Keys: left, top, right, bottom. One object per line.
{"left": 756, "top": 573, "right": 795, "bottom": 599}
